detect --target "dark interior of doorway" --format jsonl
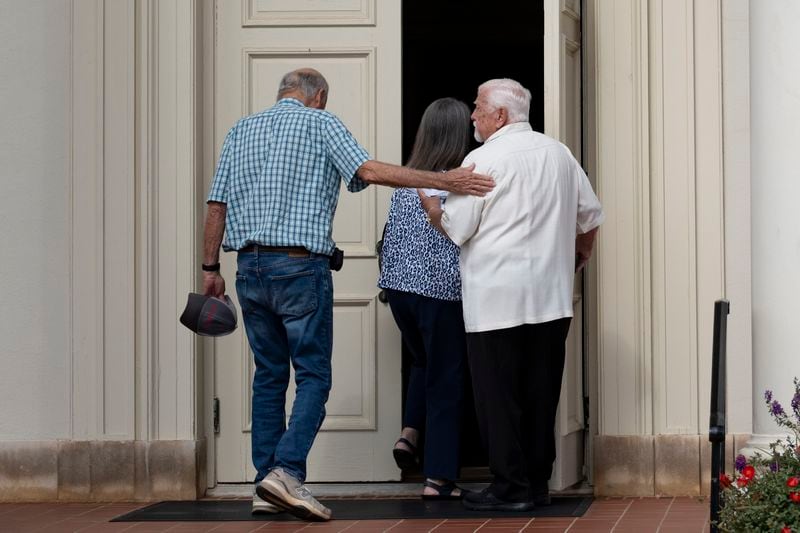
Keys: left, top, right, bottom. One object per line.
{"left": 400, "top": 0, "right": 545, "bottom": 481}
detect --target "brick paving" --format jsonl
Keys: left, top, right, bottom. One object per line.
{"left": 0, "top": 497, "right": 710, "bottom": 532}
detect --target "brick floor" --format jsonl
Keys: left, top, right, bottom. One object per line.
{"left": 0, "top": 497, "right": 710, "bottom": 532}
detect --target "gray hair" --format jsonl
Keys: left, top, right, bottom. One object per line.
{"left": 277, "top": 69, "right": 329, "bottom": 100}
{"left": 478, "top": 78, "right": 531, "bottom": 123}
{"left": 406, "top": 98, "right": 471, "bottom": 172}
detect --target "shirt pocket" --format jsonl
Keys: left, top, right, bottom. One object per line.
{"left": 268, "top": 269, "right": 318, "bottom": 317}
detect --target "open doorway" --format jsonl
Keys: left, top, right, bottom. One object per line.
{"left": 402, "top": 0, "right": 544, "bottom": 163}
{"left": 400, "top": 0, "right": 545, "bottom": 480}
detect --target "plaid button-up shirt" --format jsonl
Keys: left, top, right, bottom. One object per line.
{"left": 208, "top": 98, "right": 370, "bottom": 255}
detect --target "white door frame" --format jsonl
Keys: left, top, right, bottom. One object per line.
{"left": 198, "top": 0, "right": 601, "bottom": 489}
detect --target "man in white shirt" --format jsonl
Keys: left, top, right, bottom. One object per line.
{"left": 421, "top": 78, "right": 604, "bottom": 511}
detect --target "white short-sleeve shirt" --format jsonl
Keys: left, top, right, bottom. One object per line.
{"left": 441, "top": 122, "right": 604, "bottom": 333}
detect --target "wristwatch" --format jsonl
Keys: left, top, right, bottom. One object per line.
{"left": 202, "top": 262, "right": 220, "bottom": 272}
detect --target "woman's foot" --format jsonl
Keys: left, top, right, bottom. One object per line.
{"left": 392, "top": 428, "right": 419, "bottom": 470}
{"left": 421, "top": 478, "right": 469, "bottom": 500}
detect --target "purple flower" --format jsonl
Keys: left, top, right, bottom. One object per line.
{"left": 735, "top": 454, "right": 747, "bottom": 472}
{"left": 765, "top": 390, "right": 773, "bottom": 402}
{"left": 770, "top": 462, "right": 779, "bottom": 472}
{"left": 772, "top": 400, "right": 786, "bottom": 417}
{"left": 792, "top": 392, "right": 800, "bottom": 416}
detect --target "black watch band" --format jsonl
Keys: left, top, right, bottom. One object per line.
{"left": 202, "top": 262, "right": 220, "bottom": 272}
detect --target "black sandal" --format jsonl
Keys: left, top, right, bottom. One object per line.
{"left": 421, "top": 479, "right": 469, "bottom": 501}
{"left": 392, "top": 437, "right": 418, "bottom": 470}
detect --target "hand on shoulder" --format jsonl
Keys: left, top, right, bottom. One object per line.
{"left": 441, "top": 163, "right": 494, "bottom": 196}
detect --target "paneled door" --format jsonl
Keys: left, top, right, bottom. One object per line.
{"left": 213, "top": 0, "right": 402, "bottom": 482}
{"left": 545, "top": 0, "right": 586, "bottom": 490}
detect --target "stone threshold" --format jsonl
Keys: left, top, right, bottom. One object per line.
{"left": 206, "top": 481, "right": 594, "bottom": 499}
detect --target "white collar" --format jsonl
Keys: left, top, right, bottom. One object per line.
{"left": 483, "top": 121, "right": 533, "bottom": 144}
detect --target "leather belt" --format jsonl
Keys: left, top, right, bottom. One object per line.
{"left": 239, "top": 245, "right": 310, "bottom": 257}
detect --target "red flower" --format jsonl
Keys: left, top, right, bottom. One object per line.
{"left": 720, "top": 473, "right": 732, "bottom": 488}
{"left": 782, "top": 527, "right": 792, "bottom": 533}
{"left": 788, "top": 476, "right": 800, "bottom": 488}
{"left": 790, "top": 491, "right": 800, "bottom": 503}
{"left": 736, "top": 476, "right": 749, "bottom": 488}
{"left": 742, "top": 465, "right": 756, "bottom": 480}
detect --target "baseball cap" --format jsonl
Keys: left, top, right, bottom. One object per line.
{"left": 179, "top": 293, "right": 238, "bottom": 337}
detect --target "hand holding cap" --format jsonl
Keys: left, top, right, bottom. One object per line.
{"left": 180, "top": 293, "right": 238, "bottom": 337}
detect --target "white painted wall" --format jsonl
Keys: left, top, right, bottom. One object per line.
{"left": 0, "top": 0, "right": 70, "bottom": 438}
{"left": 750, "top": 0, "right": 800, "bottom": 437}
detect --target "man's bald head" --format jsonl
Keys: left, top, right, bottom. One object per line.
{"left": 277, "top": 68, "right": 329, "bottom": 109}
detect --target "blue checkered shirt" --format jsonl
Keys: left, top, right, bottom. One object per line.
{"left": 207, "top": 98, "right": 370, "bottom": 255}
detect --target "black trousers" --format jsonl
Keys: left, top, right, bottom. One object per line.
{"left": 466, "top": 318, "right": 572, "bottom": 502}
{"left": 386, "top": 289, "right": 467, "bottom": 480}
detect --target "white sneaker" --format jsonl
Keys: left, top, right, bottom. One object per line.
{"left": 252, "top": 491, "right": 283, "bottom": 514}
{"left": 256, "top": 467, "right": 332, "bottom": 521}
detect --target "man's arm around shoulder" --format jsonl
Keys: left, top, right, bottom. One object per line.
{"left": 356, "top": 160, "right": 494, "bottom": 197}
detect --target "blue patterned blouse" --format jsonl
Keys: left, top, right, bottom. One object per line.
{"left": 377, "top": 188, "right": 462, "bottom": 301}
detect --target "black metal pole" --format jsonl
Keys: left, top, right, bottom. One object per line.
{"left": 709, "top": 299, "right": 730, "bottom": 533}
{"left": 709, "top": 425, "right": 725, "bottom": 531}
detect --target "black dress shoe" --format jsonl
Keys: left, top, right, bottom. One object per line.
{"left": 532, "top": 492, "right": 551, "bottom": 506}
{"left": 529, "top": 480, "right": 551, "bottom": 506}
{"left": 462, "top": 488, "right": 535, "bottom": 512}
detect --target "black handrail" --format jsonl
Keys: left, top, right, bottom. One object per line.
{"left": 709, "top": 299, "right": 730, "bottom": 533}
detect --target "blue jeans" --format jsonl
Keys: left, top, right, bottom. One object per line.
{"left": 235, "top": 249, "right": 333, "bottom": 483}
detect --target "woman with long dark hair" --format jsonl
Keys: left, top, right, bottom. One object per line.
{"left": 378, "top": 98, "right": 471, "bottom": 499}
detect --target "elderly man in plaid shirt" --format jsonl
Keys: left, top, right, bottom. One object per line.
{"left": 202, "top": 68, "right": 493, "bottom": 522}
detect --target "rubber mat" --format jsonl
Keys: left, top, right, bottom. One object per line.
{"left": 112, "top": 497, "right": 593, "bottom": 521}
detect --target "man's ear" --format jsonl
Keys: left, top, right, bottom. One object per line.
{"left": 497, "top": 107, "right": 508, "bottom": 127}
{"left": 312, "top": 89, "right": 327, "bottom": 110}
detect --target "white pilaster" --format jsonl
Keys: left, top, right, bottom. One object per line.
{"left": 71, "top": 0, "right": 203, "bottom": 442}
{"left": 592, "top": 0, "right": 727, "bottom": 437}
{"left": 71, "top": 0, "right": 138, "bottom": 440}
{"left": 591, "top": 0, "right": 653, "bottom": 436}
{"left": 721, "top": 0, "right": 753, "bottom": 436}
{"left": 148, "top": 0, "right": 202, "bottom": 440}
{"left": 745, "top": 0, "right": 800, "bottom": 452}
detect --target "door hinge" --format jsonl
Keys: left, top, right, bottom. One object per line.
{"left": 213, "top": 397, "right": 220, "bottom": 434}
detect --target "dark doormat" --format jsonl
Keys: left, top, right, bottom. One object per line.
{"left": 112, "top": 497, "right": 592, "bottom": 522}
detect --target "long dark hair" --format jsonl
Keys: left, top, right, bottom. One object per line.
{"left": 405, "top": 98, "right": 471, "bottom": 172}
